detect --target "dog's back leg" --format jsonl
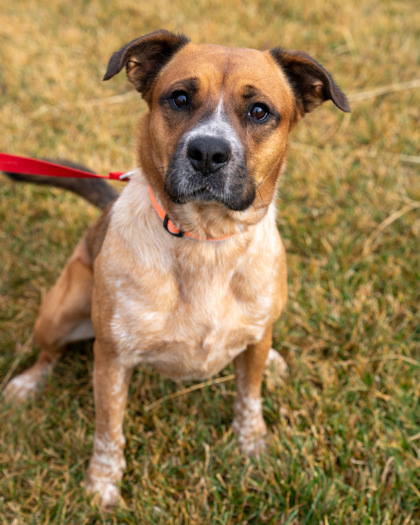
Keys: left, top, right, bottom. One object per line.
{"left": 3, "top": 237, "right": 94, "bottom": 402}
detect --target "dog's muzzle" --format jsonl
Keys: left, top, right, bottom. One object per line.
{"left": 164, "top": 134, "right": 255, "bottom": 212}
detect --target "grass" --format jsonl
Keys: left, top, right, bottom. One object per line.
{"left": 0, "top": 0, "right": 419, "bottom": 523}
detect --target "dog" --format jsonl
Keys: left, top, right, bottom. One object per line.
{"left": 3, "top": 29, "right": 350, "bottom": 508}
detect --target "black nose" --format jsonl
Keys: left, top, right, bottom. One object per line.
{"left": 187, "top": 137, "right": 231, "bottom": 174}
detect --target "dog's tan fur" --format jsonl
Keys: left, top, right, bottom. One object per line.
{"left": 4, "top": 30, "right": 349, "bottom": 507}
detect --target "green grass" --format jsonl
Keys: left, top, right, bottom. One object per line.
{"left": 0, "top": 0, "right": 419, "bottom": 523}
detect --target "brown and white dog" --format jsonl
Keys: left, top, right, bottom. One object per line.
{"left": 3, "top": 29, "right": 349, "bottom": 507}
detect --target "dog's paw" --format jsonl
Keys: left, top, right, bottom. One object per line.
{"left": 232, "top": 396, "right": 267, "bottom": 457}
{"left": 86, "top": 452, "right": 125, "bottom": 509}
{"left": 86, "top": 474, "right": 121, "bottom": 509}
{"left": 236, "top": 430, "right": 267, "bottom": 457}
{"left": 2, "top": 372, "right": 41, "bottom": 403}
{"left": 265, "top": 348, "right": 288, "bottom": 376}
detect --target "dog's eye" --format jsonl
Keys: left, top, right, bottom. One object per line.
{"left": 249, "top": 103, "right": 269, "bottom": 121}
{"left": 170, "top": 91, "right": 190, "bottom": 109}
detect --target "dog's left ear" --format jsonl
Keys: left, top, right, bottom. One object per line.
{"left": 270, "top": 47, "right": 350, "bottom": 115}
{"left": 103, "top": 29, "right": 190, "bottom": 95}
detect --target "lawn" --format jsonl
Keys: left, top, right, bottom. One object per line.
{"left": 0, "top": 0, "right": 419, "bottom": 523}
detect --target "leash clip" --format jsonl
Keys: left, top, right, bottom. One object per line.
{"left": 119, "top": 170, "right": 137, "bottom": 181}
{"left": 163, "top": 214, "right": 184, "bottom": 238}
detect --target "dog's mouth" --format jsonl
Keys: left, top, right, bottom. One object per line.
{"left": 163, "top": 174, "right": 256, "bottom": 212}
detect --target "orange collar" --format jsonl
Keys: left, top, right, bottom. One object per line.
{"left": 148, "top": 186, "right": 237, "bottom": 242}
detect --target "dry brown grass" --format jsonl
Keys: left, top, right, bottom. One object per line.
{"left": 0, "top": 0, "right": 419, "bottom": 523}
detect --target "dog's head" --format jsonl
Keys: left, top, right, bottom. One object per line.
{"left": 104, "top": 30, "right": 349, "bottom": 219}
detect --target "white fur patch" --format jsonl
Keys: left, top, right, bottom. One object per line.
{"left": 3, "top": 366, "right": 52, "bottom": 402}
{"left": 266, "top": 348, "right": 288, "bottom": 376}
{"left": 86, "top": 475, "right": 120, "bottom": 508}
{"left": 4, "top": 374, "right": 39, "bottom": 400}
{"left": 61, "top": 318, "right": 94, "bottom": 345}
{"left": 232, "top": 394, "right": 267, "bottom": 456}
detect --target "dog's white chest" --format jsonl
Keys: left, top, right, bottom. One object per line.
{"left": 109, "top": 263, "right": 273, "bottom": 380}
{"left": 98, "top": 180, "right": 284, "bottom": 381}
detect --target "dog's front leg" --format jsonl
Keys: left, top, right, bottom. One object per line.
{"left": 232, "top": 325, "right": 272, "bottom": 456}
{"left": 85, "top": 340, "right": 132, "bottom": 508}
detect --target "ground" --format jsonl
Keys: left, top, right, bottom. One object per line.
{"left": 0, "top": 0, "right": 419, "bottom": 523}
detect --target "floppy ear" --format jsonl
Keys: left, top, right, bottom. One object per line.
{"left": 103, "top": 29, "right": 190, "bottom": 95}
{"left": 270, "top": 47, "right": 350, "bottom": 115}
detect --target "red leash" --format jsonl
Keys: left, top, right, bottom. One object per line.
{"left": 0, "top": 152, "right": 127, "bottom": 181}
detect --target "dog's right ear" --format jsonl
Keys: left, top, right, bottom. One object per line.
{"left": 103, "top": 30, "right": 190, "bottom": 95}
